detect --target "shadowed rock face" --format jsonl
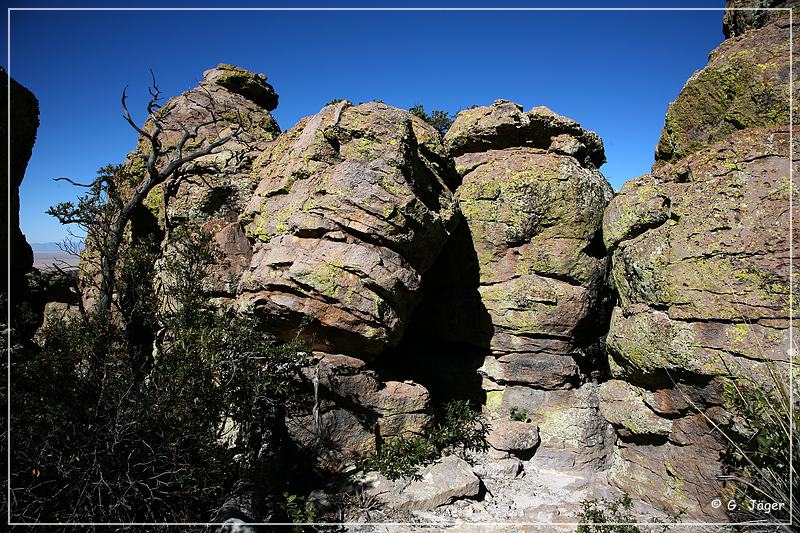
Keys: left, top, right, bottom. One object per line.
{"left": 602, "top": 1, "right": 797, "bottom": 517}
{"left": 2, "top": 68, "right": 39, "bottom": 320}
{"left": 407, "top": 100, "right": 616, "bottom": 469}
{"left": 287, "top": 353, "right": 433, "bottom": 471}
{"left": 722, "top": 0, "right": 799, "bottom": 38}
{"left": 237, "top": 101, "right": 459, "bottom": 356}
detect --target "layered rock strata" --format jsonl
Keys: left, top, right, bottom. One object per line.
{"left": 238, "top": 100, "right": 459, "bottom": 356}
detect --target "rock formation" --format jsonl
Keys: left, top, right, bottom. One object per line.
{"left": 237, "top": 100, "right": 459, "bottom": 355}
{"left": 602, "top": 1, "right": 797, "bottom": 518}
{"left": 429, "top": 101, "right": 616, "bottom": 468}
{"left": 38, "top": 0, "right": 793, "bottom": 523}
{"left": 2, "top": 68, "right": 39, "bottom": 321}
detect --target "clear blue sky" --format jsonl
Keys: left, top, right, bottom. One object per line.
{"left": 6, "top": 0, "right": 726, "bottom": 243}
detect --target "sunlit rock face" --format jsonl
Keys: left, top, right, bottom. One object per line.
{"left": 237, "top": 100, "right": 459, "bottom": 356}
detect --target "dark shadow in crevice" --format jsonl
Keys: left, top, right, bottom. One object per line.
{"left": 374, "top": 215, "right": 493, "bottom": 409}
{"left": 573, "top": 236, "right": 616, "bottom": 385}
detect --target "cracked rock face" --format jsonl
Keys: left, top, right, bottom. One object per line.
{"left": 237, "top": 101, "right": 458, "bottom": 355}
{"left": 441, "top": 100, "right": 613, "bottom": 377}
{"left": 603, "top": 127, "right": 795, "bottom": 517}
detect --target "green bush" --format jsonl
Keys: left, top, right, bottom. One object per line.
{"left": 409, "top": 104, "right": 454, "bottom": 136}
{"left": 281, "top": 491, "right": 316, "bottom": 532}
{"left": 9, "top": 228, "right": 310, "bottom": 523}
{"left": 509, "top": 407, "right": 531, "bottom": 423}
{"left": 361, "top": 399, "right": 487, "bottom": 481}
{"left": 577, "top": 494, "right": 642, "bottom": 533}
{"left": 718, "top": 361, "right": 798, "bottom": 525}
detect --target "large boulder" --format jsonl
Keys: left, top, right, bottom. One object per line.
{"left": 602, "top": 2, "right": 796, "bottom": 517}
{"left": 2, "top": 68, "right": 39, "bottom": 320}
{"left": 144, "top": 64, "right": 280, "bottom": 297}
{"left": 237, "top": 101, "right": 459, "bottom": 355}
{"left": 439, "top": 101, "right": 613, "bottom": 383}
{"left": 80, "top": 64, "right": 280, "bottom": 306}
{"left": 363, "top": 455, "right": 481, "bottom": 511}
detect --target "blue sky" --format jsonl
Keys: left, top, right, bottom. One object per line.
{"left": 6, "top": 0, "right": 726, "bottom": 243}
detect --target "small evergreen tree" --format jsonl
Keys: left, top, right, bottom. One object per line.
{"left": 409, "top": 104, "right": 454, "bottom": 136}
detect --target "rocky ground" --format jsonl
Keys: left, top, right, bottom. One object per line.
{"left": 324, "top": 450, "right": 683, "bottom": 531}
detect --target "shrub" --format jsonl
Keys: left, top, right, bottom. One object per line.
{"left": 408, "top": 104, "right": 454, "bottom": 136}
{"left": 509, "top": 407, "right": 531, "bottom": 423}
{"left": 578, "top": 493, "right": 640, "bottom": 533}
{"left": 716, "top": 360, "right": 798, "bottom": 525}
{"left": 9, "top": 228, "right": 310, "bottom": 523}
{"left": 281, "top": 491, "right": 316, "bottom": 532}
{"left": 361, "top": 399, "right": 487, "bottom": 480}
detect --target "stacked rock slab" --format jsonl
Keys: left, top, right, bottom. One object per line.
{"left": 238, "top": 101, "right": 459, "bottom": 356}
{"left": 441, "top": 101, "right": 616, "bottom": 467}
{"left": 602, "top": 1, "right": 797, "bottom": 518}
{"left": 287, "top": 353, "right": 433, "bottom": 471}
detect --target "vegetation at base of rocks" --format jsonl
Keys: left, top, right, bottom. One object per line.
{"left": 509, "top": 407, "right": 531, "bottom": 422}
{"left": 716, "top": 358, "right": 798, "bottom": 526}
{"left": 9, "top": 227, "right": 311, "bottom": 523}
{"left": 281, "top": 491, "right": 316, "bottom": 532}
{"left": 577, "top": 493, "right": 640, "bottom": 533}
{"left": 577, "top": 493, "right": 674, "bottom": 533}
{"left": 361, "top": 399, "right": 487, "bottom": 480}
{"left": 409, "top": 104, "right": 455, "bottom": 136}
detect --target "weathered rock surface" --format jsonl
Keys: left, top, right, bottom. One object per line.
{"left": 446, "top": 100, "right": 605, "bottom": 169}
{"left": 598, "top": 380, "right": 672, "bottom": 437}
{"left": 286, "top": 353, "right": 432, "bottom": 470}
{"left": 437, "top": 101, "right": 613, "bottom": 377}
{"left": 364, "top": 455, "right": 481, "bottom": 511}
{"left": 2, "top": 68, "right": 39, "bottom": 319}
{"left": 237, "top": 100, "right": 459, "bottom": 355}
{"left": 487, "top": 383, "right": 614, "bottom": 470}
{"left": 654, "top": 12, "right": 794, "bottom": 166}
{"left": 608, "top": 128, "right": 793, "bottom": 377}
{"left": 79, "top": 64, "right": 280, "bottom": 308}
{"left": 602, "top": 2, "right": 796, "bottom": 517}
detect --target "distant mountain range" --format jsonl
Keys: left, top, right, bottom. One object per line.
{"left": 30, "top": 241, "right": 84, "bottom": 252}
